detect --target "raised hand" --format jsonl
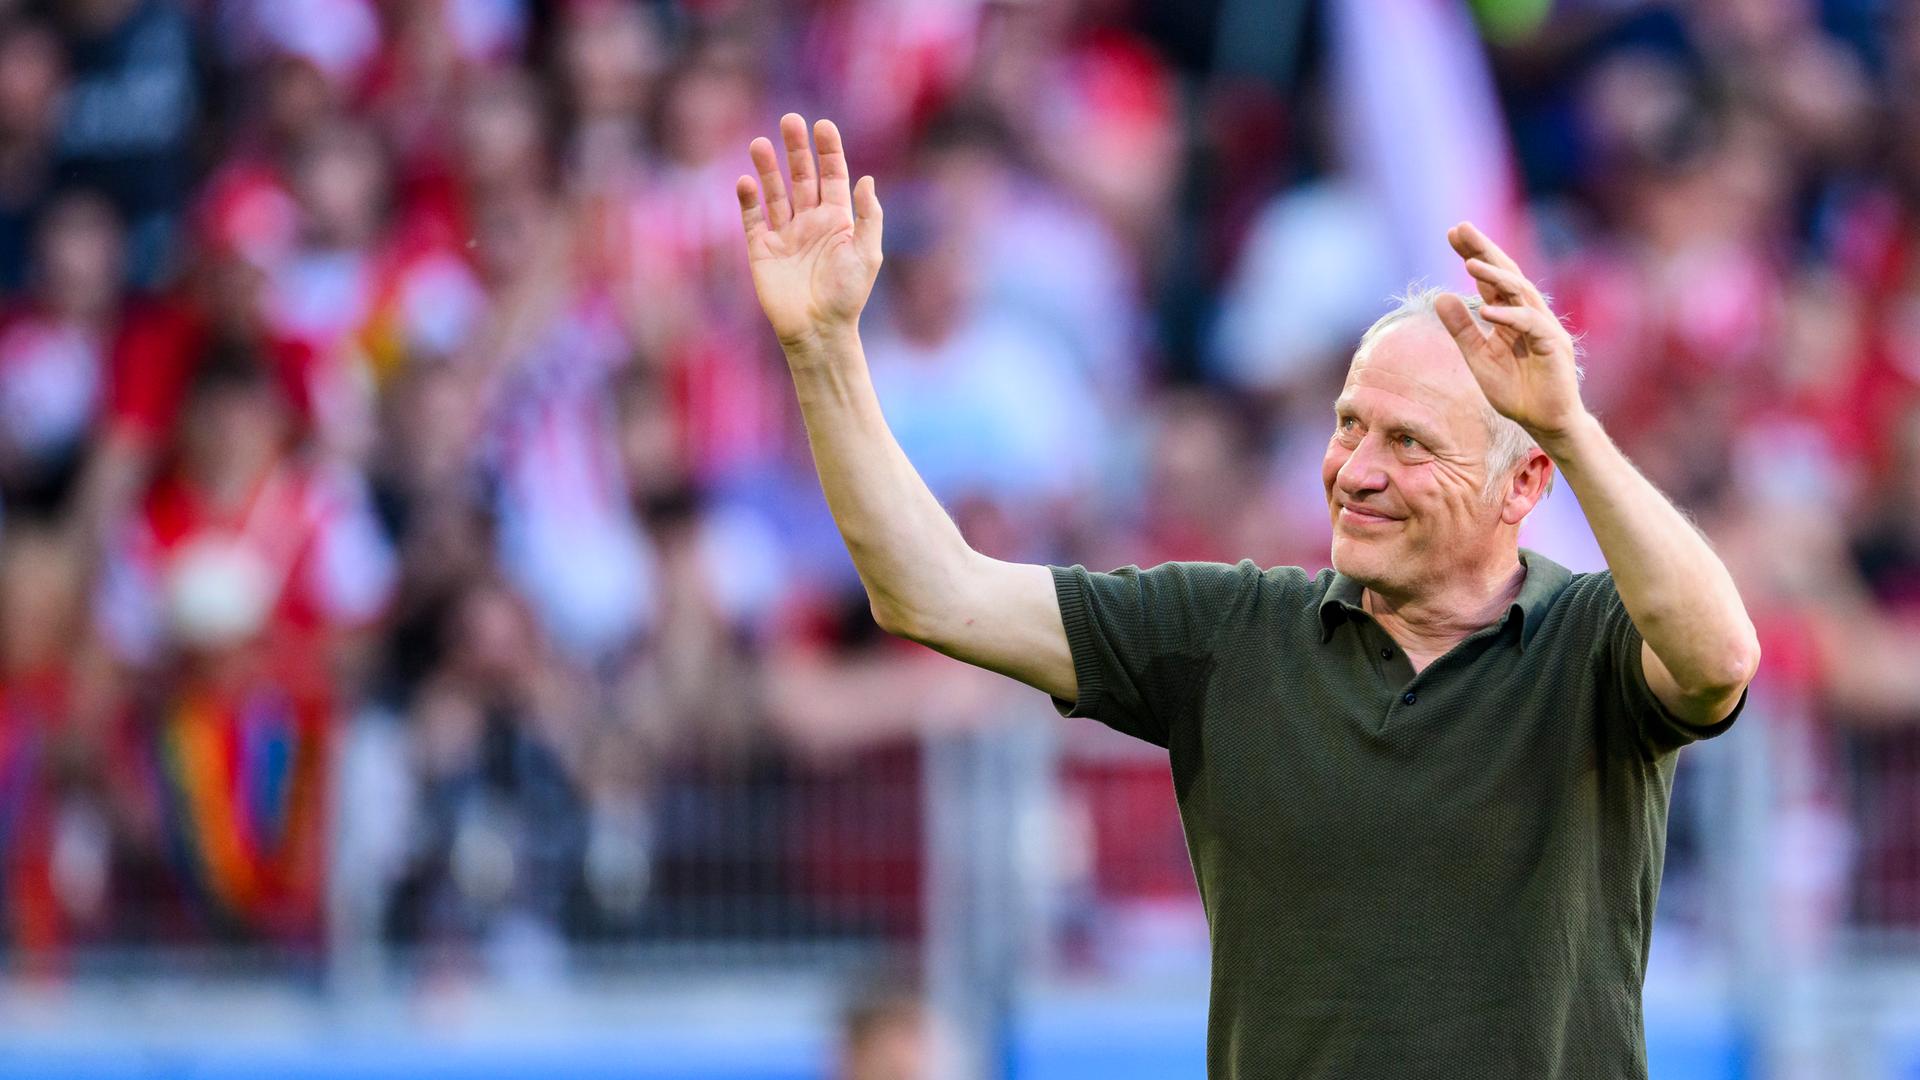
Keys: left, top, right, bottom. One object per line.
{"left": 1433, "top": 221, "right": 1588, "bottom": 444}
{"left": 735, "top": 114, "right": 883, "bottom": 351}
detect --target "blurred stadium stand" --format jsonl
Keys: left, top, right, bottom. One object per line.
{"left": 1, "top": 0, "right": 1919, "bottom": 1077}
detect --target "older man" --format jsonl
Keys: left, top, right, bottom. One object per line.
{"left": 735, "top": 114, "right": 1759, "bottom": 1080}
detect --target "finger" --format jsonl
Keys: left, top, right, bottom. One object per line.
{"left": 1464, "top": 260, "right": 1505, "bottom": 309}
{"left": 1477, "top": 304, "right": 1558, "bottom": 349}
{"left": 737, "top": 175, "right": 769, "bottom": 246}
{"left": 814, "top": 119, "right": 853, "bottom": 210}
{"left": 1464, "top": 258, "right": 1545, "bottom": 310}
{"left": 853, "top": 174, "right": 882, "bottom": 263}
{"left": 1447, "top": 220, "right": 1524, "bottom": 276}
{"left": 749, "top": 137, "right": 790, "bottom": 229}
{"left": 1434, "top": 292, "right": 1493, "bottom": 363}
{"left": 782, "top": 113, "right": 818, "bottom": 212}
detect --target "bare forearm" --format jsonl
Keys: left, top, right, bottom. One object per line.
{"left": 735, "top": 115, "right": 1073, "bottom": 696}
{"left": 783, "top": 327, "right": 975, "bottom": 634}
{"left": 1541, "top": 415, "right": 1760, "bottom": 694}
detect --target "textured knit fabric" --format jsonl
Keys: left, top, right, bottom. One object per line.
{"left": 1047, "top": 548, "right": 1743, "bottom": 1080}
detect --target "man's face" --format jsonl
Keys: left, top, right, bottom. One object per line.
{"left": 1321, "top": 317, "right": 1506, "bottom": 593}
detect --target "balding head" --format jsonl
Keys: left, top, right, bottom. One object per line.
{"left": 1322, "top": 290, "right": 1555, "bottom": 598}
{"left": 1353, "top": 286, "right": 1552, "bottom": 503}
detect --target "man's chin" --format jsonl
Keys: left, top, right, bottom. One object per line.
{"left": 1330, "top": 536, "right": 1392, "bottom": 585}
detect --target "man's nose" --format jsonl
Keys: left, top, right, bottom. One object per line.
{"left": 1335, "top": 436, "right": 1389, "bottom": 496}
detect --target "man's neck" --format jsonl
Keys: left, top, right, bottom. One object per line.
{"left": 1362, "top": 554, "right": 1528, "bottom": 664}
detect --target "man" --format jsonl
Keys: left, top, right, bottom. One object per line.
{"left": 834, "top": 982, "right": 936, "bottom": 1080}
{"left": 734, "top": 114, "right": 1759, "bottom": 1079}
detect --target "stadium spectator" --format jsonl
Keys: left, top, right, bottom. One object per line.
{"left": 0, "top": 17, "right": 64, "bottom": 293}
{"left": 0, "top": 522, "right": 112, "bottom": 961}
{"left": 860, "top": 184, "right": 1099, "bottom": 533}
{"left": 386, "top": 575, "right": 585, "bottom": 974}
{"left": 52, "top": 0, "right": 199, "bottom": 288}
{"left": 835, "top": 982, "right": 932, "bottom": 1080}
{"left": 94, "top": 354, "right": 393, "bottom": 942}
{"left": 0, "top": 192, "right": 124, "bottom": 518}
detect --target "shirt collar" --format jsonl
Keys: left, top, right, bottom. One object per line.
{"left": 1316, "top": 547, "right": 1574, "bottom": 652}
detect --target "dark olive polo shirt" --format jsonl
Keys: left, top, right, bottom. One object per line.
{"left": 1048, "top": 548, "right": 1743, "bottom": 1080}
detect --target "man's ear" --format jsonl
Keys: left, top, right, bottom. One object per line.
{"left": 1500, "top": 448, "right": 1553, "bottom": 526}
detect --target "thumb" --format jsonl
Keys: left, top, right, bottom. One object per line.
{"left": 853, "top": 175, "right": 883, "bottom": 264}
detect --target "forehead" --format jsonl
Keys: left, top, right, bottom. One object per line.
{"left": 1336, "top": 316, "right": 1489, "bottom": 442}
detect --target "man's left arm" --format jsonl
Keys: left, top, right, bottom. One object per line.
{"left": 1434, "top": 222, "right": 1760, "bottom": 728}
{"left": 1536, "top": 417, "right": 1760, "bottom": 726}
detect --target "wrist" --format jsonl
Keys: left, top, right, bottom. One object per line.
{"left": 779, "top": 321, "right": 862, "bottom": 362}
{"left": 1529, "top": 411, "right": 1605, "bottom": 463}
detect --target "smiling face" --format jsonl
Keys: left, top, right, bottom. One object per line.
{"left": 1322, "top": 316, "right": 1542, "bottom": 597}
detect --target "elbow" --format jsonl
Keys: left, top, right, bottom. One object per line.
{"left": 1734, "top": 627, "right": 1762, "bottom": 686}
{"left": 1710, "top": 631, "right": 1762, "bottom": 698}
{"left": 869, "top": 600, "right": 924, "bottom": 643}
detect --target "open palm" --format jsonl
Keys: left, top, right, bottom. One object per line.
{"left": 736, "top": 114, "right": 883, "bottom": 350}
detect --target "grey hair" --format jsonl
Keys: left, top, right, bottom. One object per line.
{"left": 1349, "top": 283, "right": 1584, "bottom": 504}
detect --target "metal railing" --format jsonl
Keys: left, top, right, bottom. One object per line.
{"left": 1, "top": 670, "right": 1918, "bottom": 1080}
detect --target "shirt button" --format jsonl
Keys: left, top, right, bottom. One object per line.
{"left": 1380, "top": 647, "right": 1393, "bottom": 659}
{"left": 1402, "top": 692, "right": 1417, "bottom": 706}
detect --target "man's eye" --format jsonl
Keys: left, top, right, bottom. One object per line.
{"left": 1398, "top": 435, "right": 1419, "bottom": 450}
{"left": 1339, "top": 417, "right": 1356, "bottom": 430}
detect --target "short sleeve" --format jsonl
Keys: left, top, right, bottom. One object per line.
{"left": 1591, "top": 572, "right": 1745, "bottom": 758}
{"left": 1049, "top": 559, "right": 1259, "bottom": 747}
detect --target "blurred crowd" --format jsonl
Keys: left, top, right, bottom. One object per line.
{"left": 0, "top": 0, "right": 1915, "bottom": 978}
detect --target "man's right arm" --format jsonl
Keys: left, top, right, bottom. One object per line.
{"left": 783, "top": 328, "right": 1076, "bottom": 699}
{"left": 735, "top": 114, "right": 1078, "bottom": 703}
{"left": 783, "top": 328, "right": 1082, "bottom": 699}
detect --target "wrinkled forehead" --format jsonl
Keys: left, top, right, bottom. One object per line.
{"left": 1336, "top": 317, "right": 1491, "bottom": 443}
